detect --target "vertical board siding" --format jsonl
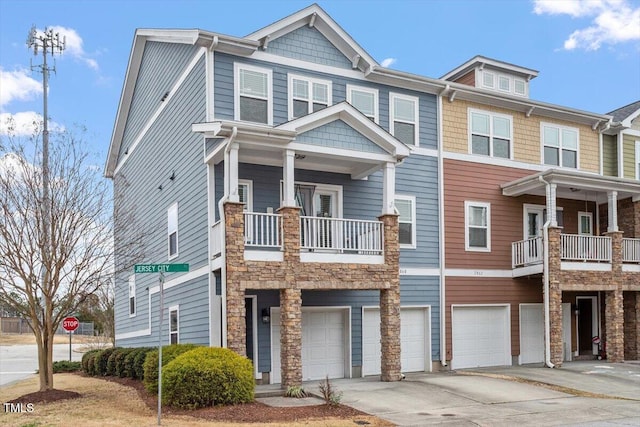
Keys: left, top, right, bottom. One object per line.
{"left": 213, "top": 53, "right": 438, "bottom": 149}
{"left": 114, "top": 56, "right": 207, "bottom": 338}
{"left": 267, "top": 26, "right": 353, "bottom": 69}
{"left": 119, "top": 42, "right": 201, "bottom": 159}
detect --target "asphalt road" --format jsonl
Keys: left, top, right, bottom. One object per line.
{"left": 0, "top": 343, "right": 84, "bottom": 387}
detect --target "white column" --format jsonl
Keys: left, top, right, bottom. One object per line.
{"left": 382, "top": 162, "right": 396, "bottom": 215}
{"left": 546, "top": 183, "right": 558, "bottom": 227}
{"left": 282, "top": 149, "right": 296, "bottom": 208}
{"left": 608, "top": 190, "right": 618, "bottom": 232}
{"left": 228, "top": 143, "right": 239, "bottom": 202}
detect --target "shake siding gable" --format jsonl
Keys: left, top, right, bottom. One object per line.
{"left": 114, "top": 56, "right": 208, "bottom": 339}
{"left": 296, "top": 120, "right": 387, "bottom": 154}
{"left": 267, "top": 25, "right": 353, "bottom": 69}
{"left": 119, "top": 42, "right": 201, "bottom": 159}
{"left": 442, "top": 99, "right": 600, "bottom": 172}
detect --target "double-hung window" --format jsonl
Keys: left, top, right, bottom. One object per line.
{"left": 168, "top": 203, "right": 178, "bottom": 259}
{"left": 289, "top": 74, "right": 331, "bottom": 119}
{"left": 235, "top": 64, "right": 272, "bottom": 124}
{"left": 395, "top": 195, "right": 416, "bottom": 248}
{"left": 465, "top": 201, "right": 490, "bottom": 252}
{"left": 347, "top": 85, "right": 378, "bottom": 123}
{"left": 390, "top": 93, "right": 419, "bottom": 146}
{"left": 128, "top": 275, "right": 136, "bottom": 317}
{"left": 469, "top": 109, "right": 512, "bottom": 159}
{"left": 542, "top": 123, "right": 578, "bottom": 168}
{"left": 169, "top": 306, "right": 179, "bottom": 344}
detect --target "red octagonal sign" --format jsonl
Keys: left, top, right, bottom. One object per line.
{"left": 62, "top": 316, "right": 79, "bottom": 332}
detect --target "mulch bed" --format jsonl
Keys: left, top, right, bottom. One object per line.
{"left": 7, "top": 389, "right": 81, "bottom": 405}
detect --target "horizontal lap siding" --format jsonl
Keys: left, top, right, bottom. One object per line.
{"left": 602, "top": 134, "right": 618, "bottom": 177}
{"left": 445, "top": 276, "right": 542, "bottom": 360}
{"left": 623, "top": 134, "right": 637, "bottom": 179}
{"left": 114, "top": 56, "right": 207, "bottom": 339}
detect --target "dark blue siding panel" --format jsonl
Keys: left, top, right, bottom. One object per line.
{"left": 268, "top": 26, "right": 352, "bottom": 69}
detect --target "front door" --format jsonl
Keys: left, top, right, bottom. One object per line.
{"left": 576, "top": 296, "right": 598, "bottom": 356}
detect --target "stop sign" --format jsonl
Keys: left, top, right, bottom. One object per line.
{"left": 62, "top": 316, "right": 79, "bottom": 332}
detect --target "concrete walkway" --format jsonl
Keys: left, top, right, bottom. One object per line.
{"left": 257, "top": 361, "right": 640, "bottom": 426}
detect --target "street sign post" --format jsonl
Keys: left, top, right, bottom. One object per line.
{"left": 62, "top": 316, "right": 79, "bottom": 361}
{"left": 134, "top": 263, "right": 189, "bottom": 425}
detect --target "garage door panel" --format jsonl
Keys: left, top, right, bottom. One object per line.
{"left": 452, "top": 306, "right": 511, "bottom": 370}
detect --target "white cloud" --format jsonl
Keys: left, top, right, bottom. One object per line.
{"left": 35, "top": 26, "right": 99, "bottom": 70}
{"left": 381, "top": 58, "right": 397, "bottom": 68}
{"left": 0, "top": 68, "right": 42, "bottom": 108}
{"left": 0, "top": 112, "right": 64, "bottom": 137}
{"left": 533, "top": 0, "right": 640, "bottom": 50}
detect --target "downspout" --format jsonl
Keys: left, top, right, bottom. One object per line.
{"left": 539, "top": 175, "right": 555, "bottom": 368}
{"left": 437, "top": 89, "right": 447, "bottom": 368}
{"left": 218, "top": 126, "right": 238, "bottom": 348}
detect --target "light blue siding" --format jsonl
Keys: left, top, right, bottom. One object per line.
{"left": 267, "top": 25, "right": 353, "bottom": 69}
{"left": 119, "top": 42, "right": 201, "bottom": 159}
{"left": 296, "top": 120, "right": 386, "bottom": 154}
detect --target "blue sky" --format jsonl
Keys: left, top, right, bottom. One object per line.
{"left": 1, "top": 0, "right": 639, "bottom": 165}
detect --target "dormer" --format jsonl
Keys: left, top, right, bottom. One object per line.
{"left": 441, "top": 55, "right": 538, "bottom": 98}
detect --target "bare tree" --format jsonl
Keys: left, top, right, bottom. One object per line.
{"left": 0, "top": 121, "right": 143, "bottom": 391}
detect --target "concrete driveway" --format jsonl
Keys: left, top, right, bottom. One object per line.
{"left": 304, "top": 361, "right": 640, "bottom": 426}
{"left": 0, "top": 343, "right": 84, "bottom": 387}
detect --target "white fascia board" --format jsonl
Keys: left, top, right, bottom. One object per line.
{"left": 192, "top": 121, "right": 222, "bottom": 136}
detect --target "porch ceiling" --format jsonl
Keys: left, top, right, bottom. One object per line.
{"left": 501, "top": 169, "right": 640, "bottom": 203}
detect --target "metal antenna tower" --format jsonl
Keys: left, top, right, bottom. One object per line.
{"left": 26, "top": 26, "right": 65, "bottom": 310}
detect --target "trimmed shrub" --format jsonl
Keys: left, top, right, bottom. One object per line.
{"left": 162, "top": 347, "right": 254, "bottom": 409}
{"left": 53, "top": 360, "right": 82, "bottom": 373}
{"left": 106, "top": 349, "right": 119, "bottom": 376}
{"left": 81, "top": 349, "right": 101, "bottom": 373}
{"left": 115, "top": 348, "right": 136, "bottom": 377}
{"left": 133, "top": 347, "right": 153, "bottom": 380}
{"left": 143, "top": 344, "right": 198, "bottom": 394}
{"left": 96, "top": 348, "right": 117, "bottom": 376}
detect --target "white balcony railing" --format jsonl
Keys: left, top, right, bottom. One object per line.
{"left": 211, "top": 220, "right": 222, "bottom": 259}
{"left": 623, "top": 238, "right": 640, "bottom": 263}
{"left": 300, "top": 216, "right": 383, "bottom": 255}
{"left": 561, "top": 234, "right": 611, "bottom": 262}
{"left": 512, "top": 237, "right": 543, "bottom": 268}
{"left": 244, "top": 212, "right": 282, "bottom": 249}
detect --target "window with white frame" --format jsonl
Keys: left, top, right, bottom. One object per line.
{"left": 479, "top": 70, "right": 527, "bottom": 97}
{"left": 395, "top": 195, "right": 416, "bottom": 248}
{"left": 482, "top": 71, "right": 495, "bottom": 88}
{"left": 347, "top": 85, "right": 378, "bottom": 122}
{"left": 169, "top": 306, "right": 179, "bottom": 344}
{"left": 578, "top": 212, "right": 593, "bottom": 235}
{"left": 514, "top": 79, "right": 526, "bottom": 96}
{"left": 238, "top": 180, "right": 253, "bottom": 212}
{"left": 390, "top": 93, "right": 419, "bottom": 146}
{"left": 465, "top": 201, "right": 490, "bottom": 251}
{"left": 469, "top": 109, "right": 512, "bottom": 159}
{"left": 498, "top": 75, "right": 510, "bottom": 92}
{"left": 235, "top": 64, "right": 272, "bottom": 124}
{"left": 542, "top": 123, "right": 578, "bottom": 168}
{"left": 168, "top": 203, "right": 178, "bottom": 259}
{"left": 128, "top": 275, "right": 136, "bottom": 317}
{"left": 288, "top": 74, "right": 331, "bottom": 119}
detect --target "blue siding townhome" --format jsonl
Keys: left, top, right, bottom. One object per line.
{"left": 105, "top": 4, "right": 448, "bottom": 387}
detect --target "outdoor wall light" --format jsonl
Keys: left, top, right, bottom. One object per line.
{"left": 261, "top": 308, "right": 270, "bottom": 324}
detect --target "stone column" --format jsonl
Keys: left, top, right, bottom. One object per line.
{"left": 280, "top": 288, "right": 302, "bottom": 389}
{"left": 278, "top": 206, "right": 301, "bottom": 264}
{"left": 379, "top": 213, "right": 401, "bottom": 381}
{"left": 605, "top": 289, "right": 624, "bottom": 362}
{"left": 623, "top": 292, "right": 640, "bottom": 360}
{"left": 225, "top": 201, "right": 247, "bottom": 356}
{"left": 547, "top": 226, "right": 564, "bottom": 365}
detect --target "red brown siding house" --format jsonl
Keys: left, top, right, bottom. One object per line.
{"left": 439, "top": 56, "right": 640, "bottom": 368}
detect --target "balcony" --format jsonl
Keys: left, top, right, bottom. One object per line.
{"left": 211, "top": 211, "right": 385, "bottom": 264}
{"left": 623, "top": 238, "right": 640, "bottom": 265}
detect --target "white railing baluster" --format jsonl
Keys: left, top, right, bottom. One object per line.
{"left": 243, "top": 212, "right": 283, "bottom": 249}
{"left": 560, "top": 234, "right": 611, "bottom": 262}
{"left": 511, "top": 236, "right": 543, "bottom": 268}
{"left": 300, "top": 216, "right": 383, "bottom": 255}
{"left": 623, "top": 238, "right": 640, "bottom": 263}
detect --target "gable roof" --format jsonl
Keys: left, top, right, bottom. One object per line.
{"left": 607, "top": 100, "right": 640, "bottom": 127}
{"left": 441, "top": 55, "right": 539, "bottom": 82}
{"left": 246, "top": 3, "right": 378, "bottom": 73}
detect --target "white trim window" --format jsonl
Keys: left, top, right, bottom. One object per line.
{"left": 238, "top": 179, "right": 253, "bottom": 212}
{"left": 578, "top": 211, "right": 593, "bottom": 235}
{"left": 390, "top": 93, "right": 419, "bottom": 146}
{"left": 347, "top": 84, "right": 378, "bottom": 123}
{"left": 479, "top": 70, "right": 528, "bottom": 97}
{"left": 542, "top": 123, "right": 579, "bottom": 168}
{"left": 635, "top": 140, "right": 640, "bottom": 180}
{"left": 169, "top": 305, "right": 179, "bottom": 344}
{"left": 482, "top": 71, "right": 495, "bottom": 88}
{"left": 514, "top": 79, "right": 526, "bottom": 96}
{"left": 128, "top": 275, "right": 136, "bottom": 317}
{"left": 465, "top": 201, "right": 491, "bottom": 252}
{"left": 235, "top": 63, "right": 272, "bottom": 124}
{"left": 469, "top": 109, "right": 512, "bottom": 159}
{"left": 288, "top": 74, "right": 331, "bottom": 119}
{"left": 498, "top": 75, "right": 510, "bottom": 92}
{"left": 395, "top": 195, "right": 416, "bottom": 248}
{"left": 168, "top": 202, "right": 179, "bottom": 259}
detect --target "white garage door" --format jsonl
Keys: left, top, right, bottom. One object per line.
{"left": 271, "top": 308, "right": 347, "bottom": 384}
{"left": 362, "top": 307, "right": 430, "bottom": 376}
{"left": 520, "top": 304, "right": 544, "bottom": 364}
{"left": 452, "top": 306, "right": 511, "bottom": 369}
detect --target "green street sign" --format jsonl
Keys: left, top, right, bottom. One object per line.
{"left": 134, "top": 263, "right": 190, "bottom": 274}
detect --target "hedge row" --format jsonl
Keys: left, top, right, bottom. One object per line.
{"left": 82, "top": 347, "right": 153, "bottom": 379}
